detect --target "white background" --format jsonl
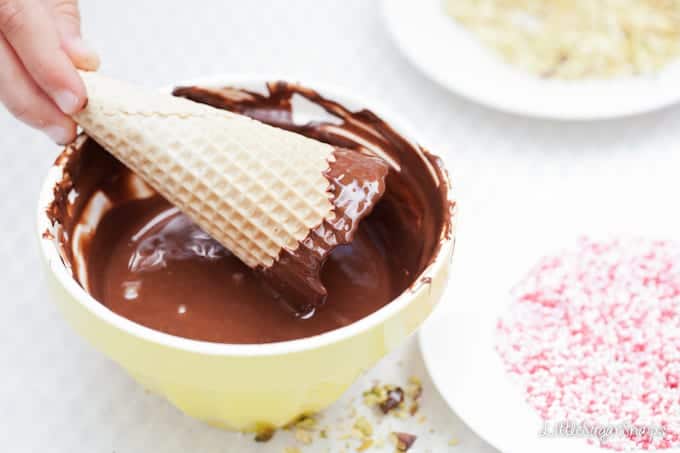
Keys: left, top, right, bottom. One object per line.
{"left": 3, "top": 1, "right": 680, "bottom": 452}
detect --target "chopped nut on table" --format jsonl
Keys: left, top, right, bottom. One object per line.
{"left": 363, "top": 384, "right": 405, "bottom": 414}
{"left": 353, "top": 416, "right": 373, "bottom": 437}
{"left": 261, "top": 377, "right": 446, "bottom": 450}
{"left": 391, "top": 432, "right": 417, "bottom": 451}
{"left": 294, "top": 428, "right": 313, "bottom": 445}
{"left": 357, "top": 438, "right": 374, "bottom": 451}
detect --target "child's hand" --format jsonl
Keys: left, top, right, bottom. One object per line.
{"left": 0, "top": 0, "right": 99, "bottom": 144}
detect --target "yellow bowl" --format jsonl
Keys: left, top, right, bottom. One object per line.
{"left": 36, "top": 76, "right": 456, "bottom": 431}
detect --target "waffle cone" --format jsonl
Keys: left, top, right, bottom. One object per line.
{"left": 73, "top": 71, "right": 335, "bottom": 269}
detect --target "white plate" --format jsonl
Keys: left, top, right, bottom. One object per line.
{"left": 382, "top": 0, "right": 680, "bottom": 120}
{"left": 418, "top": 197, "right": 680, "bottom": 453}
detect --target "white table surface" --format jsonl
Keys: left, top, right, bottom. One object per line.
{"left": 3, "top": 1, "right": 680, "bottom": 452}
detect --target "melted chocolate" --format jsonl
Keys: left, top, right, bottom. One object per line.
{"left": 47, "top": 81, "right": 452, "bottom": 344}
{"left": 87, "top": 197, "right": 397, "bottom": 343}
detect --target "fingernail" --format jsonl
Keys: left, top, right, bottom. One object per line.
{"left": 43, "top": 125, "right": 72, "bottom": 145}
{"left": 54, "top": 90, "right": 81, "bottom": 115}
{"left": 70, "top": 38, "right": 101, "bottom": 70}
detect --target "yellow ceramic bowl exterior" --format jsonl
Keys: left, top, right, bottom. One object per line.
{"left": 37, "top": 76, "right": 456, "bottom": 432}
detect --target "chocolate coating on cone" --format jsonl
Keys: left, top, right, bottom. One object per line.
{"left": 265, "top": 149, "right": 388, "bottom": 313}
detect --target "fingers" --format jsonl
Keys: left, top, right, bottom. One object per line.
{"left": 0, "top": 0, "right": 86, "bottom": 115}
{"left": 0, "top": 0, "right": 92, "bottom": 143}
{"left": 48, "top": 0, "right": 99, "bottom": 71}
{"left": 0, "top": 35, "right": 77, "bottom": 144}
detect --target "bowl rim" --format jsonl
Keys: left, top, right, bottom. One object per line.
{"left": 36, "top": 74, "right": 456, "bottom": 357}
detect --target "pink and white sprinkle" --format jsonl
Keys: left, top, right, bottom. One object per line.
{"left": 496, "top": 237, "right": 680, "bottom": 451}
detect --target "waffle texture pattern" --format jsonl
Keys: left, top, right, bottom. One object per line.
{"left": 75, "top": 71, "right": 335, "bottom": 268}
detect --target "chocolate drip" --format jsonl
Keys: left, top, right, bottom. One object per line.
{"left": 263, "top": 148, "right": 389, "bottom": 314}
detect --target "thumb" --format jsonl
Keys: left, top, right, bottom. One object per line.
{"left": 48, "top": 0, "right": 100, "bottom": 71}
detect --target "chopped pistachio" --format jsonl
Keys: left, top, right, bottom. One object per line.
{"left": 408, "top": 376, "right": 422, "bottom": 386}
{"left": 391, "top": 432, "right": 417, "bottom": 451}
{"left": 406, "top": 377, "right": 423, "bottom": 401}
{"left": 379, "top": 388, "right": 405, "bottom": 414}
{"left": 357, "top": 438, "right": 374, "bottom": 452}
{"left": 353, "top": 416, "right": 373, "bottom": 437}
{"left": 350, "top": 428, "right": 364, "bottom": 439}
{"left": 294, "top": 429, "right": 312, "bottom": 445}
{"left": 394, "top": 408, "right": 409, "bottom": 419}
